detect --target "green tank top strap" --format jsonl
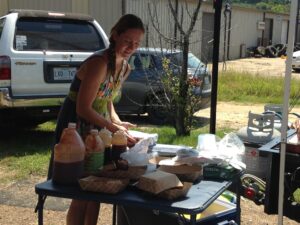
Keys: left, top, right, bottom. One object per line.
{"left": 68, "top": 90, "right": 77, "bottom": 102}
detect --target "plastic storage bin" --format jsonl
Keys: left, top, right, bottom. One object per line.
{"left": 117, "top": 198, "right": 237, "bottom": 225}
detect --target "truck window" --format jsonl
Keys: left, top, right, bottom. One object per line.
{"left": 14, "top": 17, "right": 105, "bottom": 51}
{"left": 0, "top": 18, "right": 5, "bottom": 40}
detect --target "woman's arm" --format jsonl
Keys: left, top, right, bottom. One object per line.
{"left": 108, "top": 64, "right": 136, "bottom": 130}
{"left": 76, "top": 57, "right": 119, "bottom": 133}
{"left": 108, "top": 100, "right": 122, "bottom": 125}
{"left": 109, "top": 101, "right": 136, "bottom": 129}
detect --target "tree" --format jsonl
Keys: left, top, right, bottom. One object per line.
{"left": 148, "top": 0, "right": 203, "bottom": 136}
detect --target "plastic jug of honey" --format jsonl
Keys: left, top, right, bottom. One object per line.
{"left": 52, "top": 123, "right": 85, "bottom": 185}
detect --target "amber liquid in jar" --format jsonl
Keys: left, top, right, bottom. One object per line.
{"left": 111, "top": 145, "right": 126, "bottom": 161}
{"left": 52, "top": 161, "right": 84, "bottom": 185}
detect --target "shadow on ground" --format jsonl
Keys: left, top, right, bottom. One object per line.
{"left": 0, "top": 176, "right": 70, "bottom": 211}
{"left": 120, "top": 114, "right": 211, "bottom": 129}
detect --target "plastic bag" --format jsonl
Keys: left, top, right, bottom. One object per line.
{"left": 196, "top": 133, "right": 246, "bottom": 170}
{"left": 218, "top": 133, "right": 246, "bottom": 170}
{"left": 120, "top": 138, "right": 152, "bottom": 166}
{"left": 218, "top": 133, "right": 245, "bottom": 161}
{"left": 196, "top": 134, "right": 223, "bottom": 163}
{"left": 128, "top": 130, "right": 158, "bottom": 147}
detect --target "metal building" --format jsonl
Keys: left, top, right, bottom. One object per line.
{"left": 0, "top": 0, "right": 291, "bottom": 61}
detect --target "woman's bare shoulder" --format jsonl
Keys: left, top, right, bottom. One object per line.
{"left": 78, "top": 53, "right": 108, "bottom": 79}
{"left": 86, "top": 55, "right": 107, "bottom": 68}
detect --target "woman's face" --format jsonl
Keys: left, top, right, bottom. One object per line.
{"left": 114, "top": 28, "right": 144, "bottom": 59}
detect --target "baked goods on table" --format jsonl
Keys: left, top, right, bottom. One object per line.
{"left": 137, "top": 170, "right": 183, "bottom": 194}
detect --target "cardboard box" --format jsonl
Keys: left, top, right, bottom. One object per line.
{"left": 158, "top": 164, "right": 203, "bottom": 182}
{"left": 137, "top": 170, "right": 183, "bottom": 194}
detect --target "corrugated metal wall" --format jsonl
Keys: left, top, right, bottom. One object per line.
{"left": 71, "top": 0, "right": 88, "bottom": 14}
{"left": 0, "top": 0, "right": 9, "bottom": 16}
{"left": 227, "top": 8, "right": 264, "bottom": 60}
{"left": 127, "top": 0, "right": 175, "bottom": 48}
{"left": 266, "top": 12, "right": 289, "bottom": 45}
{"left": 89, "top": 0, "right": 122, "bottom": 36}
{"left": 7, "top": 0, "right": 72, "bottom": 12}
{"left": 219, "top": 6, "right": 288, "bottom": 60}
{"left": 126, "top": 0, "right": 203, "bottom": 58}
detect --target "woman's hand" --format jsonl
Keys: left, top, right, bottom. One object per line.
{"left": 111, "top": 121, "right": 137, "bottom": 146}
{"left": 111, "top": 120, "right": 136, "bottom": 131}
{"left": 126, "top": 134, "right": 138, "bottom": 147}
{"left": 119, "top": 121, "right": 137, "bottom": 129}
{"left": 292, "top": 119, "right": 300, "bottom": 130}
{"left": 291, "top": 119, "right": 300, "bottom": 140}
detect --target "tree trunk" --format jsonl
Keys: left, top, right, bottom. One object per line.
{"left": 175, "top": 37, "right": 190, "bottom": 136}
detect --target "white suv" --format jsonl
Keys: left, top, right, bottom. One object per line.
{"left": 0, "top": 9, "right": 109, "bottom": 126}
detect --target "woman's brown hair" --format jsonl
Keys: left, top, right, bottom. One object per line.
{"left": 107, "top": 14, "right": 145, "bottom": 77}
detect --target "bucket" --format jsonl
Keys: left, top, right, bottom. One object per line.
{"left": 241, "top": 142, "right": 270, "bottom": 179}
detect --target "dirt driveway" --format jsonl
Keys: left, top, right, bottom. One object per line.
{"left": 210, "top": 57, "right": 299, "bottom": 78}
{"left": 196, "top": 101, "right": 300, "bottom": 131}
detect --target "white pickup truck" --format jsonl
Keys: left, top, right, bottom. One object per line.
{"left": 0, "top": 9, "right": 109, "bottom": 126}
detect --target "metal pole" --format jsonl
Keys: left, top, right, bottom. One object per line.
{"left": 210, "top": 0, "right": 223, "bottom": 134}
{"left": 295, "top": 0, "right": 299, "bottom": 44}
{"left": 278, "top": 1, "right": 297, "bottom": 224}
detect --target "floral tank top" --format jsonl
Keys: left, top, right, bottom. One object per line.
{"left": 67, "top": 50, "right": 127, "bottom": 137}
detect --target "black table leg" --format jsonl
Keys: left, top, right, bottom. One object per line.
{"left": 35, "top": 194, "right": 46, "bottom": 225}
{"left": 113, "top": 204, "right": 116, "bottom": 225}
{"left": 189, "top": 214, "right": 196, "bottom": 225}
{"left": 235, "top": 177, "right": 241, "bottom": 225}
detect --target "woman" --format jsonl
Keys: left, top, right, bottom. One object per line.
{"left": 54, "top": 14, "right": 145, "bottom": 225}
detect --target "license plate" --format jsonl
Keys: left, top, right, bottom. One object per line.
{"left": 53, "top": 67, "right": 77, "bottom": 81}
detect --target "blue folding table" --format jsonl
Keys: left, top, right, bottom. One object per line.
{"left": 35, "top": 176, "right": 241, "bottom": 225}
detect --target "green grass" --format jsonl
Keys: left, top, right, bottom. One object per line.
{"left": 134, "top": 126, "right": 232, "bottom": 147}
{"left": 0, "top": 121, "right": 56, "bottom": 182}
{"left": 218, "top": 70, "right": 300, "bottom": 106}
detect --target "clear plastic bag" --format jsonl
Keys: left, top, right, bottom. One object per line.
{"left": 196, "top": 133, "right": 246, "bottom": 170}
{"left": 218, "top": 133, "right": 246, "bottom": 170}
{"left": 120, "top": 138, "right": 152, "bottom": 166}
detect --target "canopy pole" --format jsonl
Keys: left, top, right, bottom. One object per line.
{"left": 278, "top": 0, "right": 297, "bottom": 224}
{"left": 210, "top": 0, "right": 223, "bottom": 134}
